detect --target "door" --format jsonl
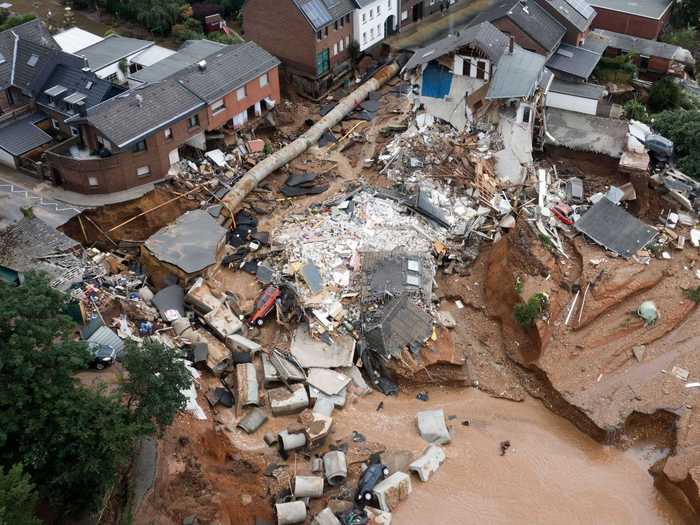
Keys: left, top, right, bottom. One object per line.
{"left": 168, "top": 148, "right": 180, "bottom": 166}
{"left": 316, "top": 49, "right": 330, "bottom": 76}
{"left": 412, "top": 2, "right": 423, "bottom": 22}
{"left": 385, "top": 15, "right": 396, "bottom": 36}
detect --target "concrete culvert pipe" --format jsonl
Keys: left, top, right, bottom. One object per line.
{"left": 323, "top": 450, "right": 347, "bottom": 486}
{"left": 294, "top": 475, "right": 324, "bottom": 498}
{"left": 275, "top": 500, "right": 307, "bottom": 525}
{"left": 278, "top": 430, "right": 307, "bottom": 452}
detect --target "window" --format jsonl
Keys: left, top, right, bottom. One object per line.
{"left": 188, "top": 114, "right": 200, "bottom": 128}
{"left": 164, "top": 127, "right": 173, "bottom": 140}
{"left": 377, "top": 5, "right": 381, "bottom": 15}
{"left": 340, "top": 17, "right": 344, "bottom": 27}
{"left": 362, "top": 13, "right": 366, "bottom": 23}
{"left": 70, "top": 126, "right": 79, "bottom": 137}
{"left": 401, "top": 10, "right": 408, "bottom": 20}
{"left": 339, "top": 39, "right": 344, "bottom": 52}
{"left": 26, "top": 54, "right": 38, "bottom": 67}
{"left": 317, "top": 30, "right": 322, "bottom": 40}
{"left": 363, "top": 32, "right": 367, "bottom": 43}
{"left": 136, "top": 166, "right": 151, "bottom": 177}
{"left": 640, "top": 55, "right": 650, "bottom": 70}
{"left": 236, "top": 86, "right": 246, "bottom": 101}
{"left": 377, "top": 24, "right": 381, "bottom": 36}
{"left": 370, "top": 8, "right": 374, "bottom": 18}
{"left": 334, "top": 20, "right": 338, "bottom": 30}
{"left": 85, "top": 80, "right": 93, "bottom": 90}
{"left": 97, "top": 136, "right": 111, "bottom": 151}
{"left": 333, "top": 43, "right": 338, "bottom": 56}
{"left": 260, "top": 72, "right": 269, "bottom": 87}
{"left": 388, "top": 0, "right": 391, "bottom": 7}
{"left": 133, "top": 140, "right": 147, "bottom": 152}
{"left": 211, "top": 98, "right": 225, "bottom": 114}
{"left": 346, "top": 14, "right": 350, "bottom": 23}
{"left": 324, "top": 27, "right": 328, "bottom": 37}
{"left": 345, "top": 36, "right": 350, "bottom": 47}
{"left": 51, "top": 118, "right": 59, "bottom": 130}
{"left": 105, "top": 72, "right": 119, "bottom": 83}
{"left": 88, "top": 176, "right": 99, "bottom": 187}
{"left": 370, "top": 27, "right": 374, "bottom": 39}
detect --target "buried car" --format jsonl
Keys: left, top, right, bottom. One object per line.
{"left": 356, "top": 460, "right": 390, "bottom": 503}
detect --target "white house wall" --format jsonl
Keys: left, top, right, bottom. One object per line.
{"left": 545, "top": 92, "right": 598, "bottom": 116}
{"left": 353, "top": 0, "right": 399, "bottom": 52}
{"left": 0, "top": 147, "right": 16, "bottom": 168}
{"left": 453, "top": 55, "right": 491, "bottom": 81}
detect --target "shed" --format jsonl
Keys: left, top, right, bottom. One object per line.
{"left": 545, "top": 79, "right": 606, "bottom": 115}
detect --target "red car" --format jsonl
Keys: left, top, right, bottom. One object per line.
{"left": 249, "top": 285, "right": 281, "bottom": 326}
{"left": 551, "top": 203, "right": 574, "bottom": 226}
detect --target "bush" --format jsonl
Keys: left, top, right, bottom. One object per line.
{"left": 686, "top": 285, "right": 700, "bottom": 303}
{"left": 0, "top": 464, "right": 41, "bottom": 525}
{"left": 206, "top": 31, "right": 241, "bottom": 44}
{"left": 594, "top": 54, "right": 637, "bottom": 83}
{"left": 649, "top": 77, "right": 682, "bottom": 113}
{"left": 654, "top": 109, "right": 700, "bottom": 179}
{"left": 513, "top": 293, "right": 549, "bottom": 328}
{"left": 0, "top": 13, "right": 35, "bottom": 32}
{"left": 663, "top": 27, "right": 697, "bottom": 50}
{"left": 623, "top": 99, "right": 650, "bottom": 123}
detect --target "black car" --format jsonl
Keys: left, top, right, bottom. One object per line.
{"left": 356, "top": 462, "right": 389, "bottom": 503}
{"left": 89, "top": 342, "right": 117, "bottom": 370}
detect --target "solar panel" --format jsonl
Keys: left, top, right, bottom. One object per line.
{"left": 568, "top": 0, "right": 595, "bottom": 18}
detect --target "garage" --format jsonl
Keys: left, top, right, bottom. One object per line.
{"left": 545, "top": 79, "right": 606, "bottom": 116}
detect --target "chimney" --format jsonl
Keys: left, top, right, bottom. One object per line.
{"left": 509, "top": 34, "right": 514, "bottom": 54}
{"left": 198, "top": 60, "right": 207, "bottom": 71}
{"left": 135, "top": 94, "right": 143, "bottom": 107}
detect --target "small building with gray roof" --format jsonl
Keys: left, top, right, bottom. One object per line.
{"left": 588, "top": 0, "right": 673, "bottom": 39}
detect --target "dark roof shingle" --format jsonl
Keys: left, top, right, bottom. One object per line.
{"left": 77, "top": 35, "right": 153, "bottom": 71}
{"left": 292, "top": 0, "right": 355, "bottom": 31}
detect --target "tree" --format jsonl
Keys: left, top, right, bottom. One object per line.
{"left": 0, "top": 464, "right": 41, "bottom": 525}
{"left": 623, "top": 99, "right": 650, "bottom": 123}
{"left": 120, "top": 340, "right": 190, "bottom": 434}
{"left": 206, "top": 31, "right": 241, "bottom": 45}
{"left": 663, "top": 26, "right": 698, "bottom": 50}
{"left": 672, "top": 0, "right": 700, "bottom": 30}
{"left": 649, "top": 77, "right": 682, "bottom": 112}
{"left": 654, "top": 109, "right": 700, "bottom": 179}
{"left": 513, "top": 293, "right": 549, "bottom": 328}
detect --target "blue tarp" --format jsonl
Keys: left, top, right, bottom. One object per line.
{"left": 421, "top": 62, "right": 453, "bottom": 99}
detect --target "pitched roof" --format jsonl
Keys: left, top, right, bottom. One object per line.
{"left": 77, "top": 35, "right": 153, "bottom": 71}
{"left": 486, "top": 46, "right": 548, "bottom": 99}
{"left": 129, "top": 40, "right": 225, "bottom": 84}
{"left": 36, "top": 64, "right": 125, "bottom": 116}
{"left": 0, "top": 112, "right": 52, "bottom": 155}
{"left": 80, "top": 79, "right": 205, "bottom": 148}
{"left": 587, "top": 0, "right": 672, "bottom": 19}
{"left": 0, "top": 18, "right": 60, "bottom": 91}
{"left": 292, "top": 0, "right": 355, "bottom": 31}
{"left": 549, "top": 78, "right": 605, "bottom": 99}
{"left": 537, "top": 0, "right": 596, "bottom": 32}
{"left": 402, "top": 22, "right": 510, "bottom": 72}
{"left": 176, "top": 41, "right": 280, "bottom": 102}
{"left": 593, "top": 29, "right": 695, "bottom": 65}
{"left": 130, "top": 44, "right": 176, "bottom": 67}
{"left": 546, "top": 42, "right": 602, "bottom": 79}
{"left": 10, "top": 19, "right": 58, "bottom": 49}
{"left": 472, "top": 0, "right": 566, "bottom": 54}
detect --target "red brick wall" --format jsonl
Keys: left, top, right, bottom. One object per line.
{"left": 493, "top": 18, "right": 548, "bottom": 55}
{"left": 207, "top": 66, "right": 281, "bottom": 129}
{"left": 243, "top": 0, "right": 317, "bottom": 77}
{"left": 48, "top": 106, "right": 209, "bottom": 194}
{"left": 591, "top": 7, "right": 667, "bottom": 39}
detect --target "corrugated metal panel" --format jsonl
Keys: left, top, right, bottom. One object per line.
{"left": 87, "top": 325, "right": 125, "bottom": 353}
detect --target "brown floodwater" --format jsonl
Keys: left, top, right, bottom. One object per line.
{"left": 229, "top": 385, "right": 694, "bottom": 525}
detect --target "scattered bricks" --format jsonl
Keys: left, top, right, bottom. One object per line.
{"left": 409, "top": 445, "right": 446, "bottom": 481}
{"left": 311, "top": 508, "right": 341, "bottom": 525}
{"left": 268, "top": 384, "right": 309, "bottom": 416}
{"left": 372, "top": 472, "right": 412, "bottom": 512}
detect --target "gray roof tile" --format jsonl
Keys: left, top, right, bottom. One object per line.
{"left": 472, "top": 0, "right": 566, "bottom": 53}
{"left": 537, "top": 0, "right": 595, "bottom": 32}
{"left": 129, "top": 39, "right": 225, "bottom": 83}
{"left": 486, "top": 46, "right": 547, "bottom": 99}
{"left": 82, "top": 79, "right": 204, "bottom": 148}
{"left": 293, "top": 0, "right": 355, "bottom": 31}
{"left": 587, "top": 0, "right": 672, "bottom": 19}
{"left": 546, "top": 42, "right": 602, "bottom": 78}
{"left": 0, "top": 112, "right": 51, "bottom": 155}
{"left": 176, "top": 41, "right": 280, "bottom": 102}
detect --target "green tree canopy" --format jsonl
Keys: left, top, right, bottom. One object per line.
{"left": 654, "top": 109, "right": 700, "bottom": 179}
{"left": 649, "top": 77, "right": 682, "bottom": 113}
{"left": 0, "top": 464, "right": 41, "bottom": 525}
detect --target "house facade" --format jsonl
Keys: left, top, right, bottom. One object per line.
{"left": 588, "top": 0, "right": 673, "bottom": 39}
{"left": 45, "top": 42, "right": 281, "bottom": 194}
{"left": 353, "top": 0, "right": 399, "bottom": 52}
{"left": 534, "top": 0, "right": 596, "bottom": 46}
{"left": 398, "top": 0, "right": 461, "bottom": 29}
{"left": 243, "top": 0, "right": 355, "bottom": 99}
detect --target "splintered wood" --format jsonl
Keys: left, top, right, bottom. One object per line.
{"left": 473, "top": 157, "right": 498, "bottom": 204}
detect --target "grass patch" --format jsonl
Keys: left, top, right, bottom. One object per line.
{"left": 513, "top": 293, "right": 549, "bottom": 328}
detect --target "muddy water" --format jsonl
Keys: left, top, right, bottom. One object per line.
{"left": 226, "top": 385, "right": 693, "bottom": 524}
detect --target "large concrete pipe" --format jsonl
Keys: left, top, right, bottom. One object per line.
{"left": 220, "top": 61, "right": 401, "bottom": 214}
{"left": 278, "top": 430, "right": 307, "bottom": 452}
{"left": 276, "top": 500, "right": 307, "bottom": 525}
{"left": 294, "top": 475, "right": 324, "bottom": 498}
{"left": 323, "top": 450, "right": 347, "bottom": 486}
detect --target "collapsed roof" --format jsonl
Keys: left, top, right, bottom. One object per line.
{"left": 593, "top": 29, "right": 695, "bottom": 66}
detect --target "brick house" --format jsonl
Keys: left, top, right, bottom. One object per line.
{"left": 588, "top": 0, "right": 673, "bottom": 39}
{"left": 243, "top": 0, "right": 355, "bottom": 99}
{"left": 471, "top": 0, "right": 566, "bottom": 57}
{"left": 534, "top": 0, "right": 596, "bottom": 45}
{"left": 46, "top": 42, "right": 281, "bottom": 194}
{"left": 398, "top": 0, "right": 464, "bottom": 29}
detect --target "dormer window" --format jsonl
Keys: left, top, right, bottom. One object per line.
{"left": 85, "top": 80, "right": 94, "bottom": 90}
{"left": 44, "top": 85, "right": 67, "bottom": 106}
{"left": 27, "top": 54, "right": 38, "bottom": 67}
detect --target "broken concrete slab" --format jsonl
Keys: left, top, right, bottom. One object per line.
{"left": 307, "top": 368, "right": 351, "bottom": 396}
{"left": 339, "top": 366, "right": 371, "bottom": 396}
{"left": 269, "top": 351, "right": 306, "bottom": 384}
{"left": 311, "top": 508, "right": 341, "bottom": 525}
{"left": 238, "top": 407, "right": 268, "bottom": 433}
{"left": 185, "top": 278, "right": 222, "bottom": 314}
{"left": 268, "top": 384, "right": 309, "bottom": 416}
{"left": 309, "top": 386, "right": 347, "bottom": 408}
{"left": 203, "top": 303, "right": 243, "bottom": 339}
{"left": 152, "top": 284, "right": 185, "bottom": 322}
{"left": 372, "top": 471, "right": 412, "bottom": 512}
{"left": 236, "top": 363, "right": 259, "bottom": 407}
{"left": 262, "top": 353, "right": 281, "bottom": 387}
{"left": 300, "top": 262, "right": 324, "bottom": 294}
{"left": 312, "top": 397, "right": 335, "bottom": 417}
{"left": 409, "top": 445, "right": 446, "bottom": 481}
{"left": 290, "top": 326, "right": 356, "bottom": 368}
{"left": 416, "top": 409, "right": 451, "bottom": 445}
{"left": 435, "top": 311, "right": 456, "bottom": 329}
{"left": 304, "top": 412, "right": 333, "bottom": 447}
{"left": 225, "top": 333, "right": 262, "bottom": 355}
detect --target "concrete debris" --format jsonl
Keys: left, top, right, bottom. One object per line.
{"left": 307, "top": 368, "right": 351, "bottom": 396}
{"left": 311, "top": 508, "right": 341, "bottom": 525}
{"left": 372, "top": 471, "right": 412, "bottom": 512}
{"left": 416, "top": 409, "right": 451, "bottom": 445}
{"left": 238, "top": 408, "right": 268, "bottom": 433}
{"left": 236, "top": 362, "right": 260, "bottom": 407}
{"left": 294, "top": 475, "right": 324, "bottom": 498}
{"left": 323, "top": 450, "right": 347, "bottom": 486}
{"left": 268, "top": 384, "right": 310, "bottom": 416}
{"left": 409, "top": 445, "right": 446, "bottom": 482}
{"left": 290, "top": 326, "right": 356, "bottom": 368}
